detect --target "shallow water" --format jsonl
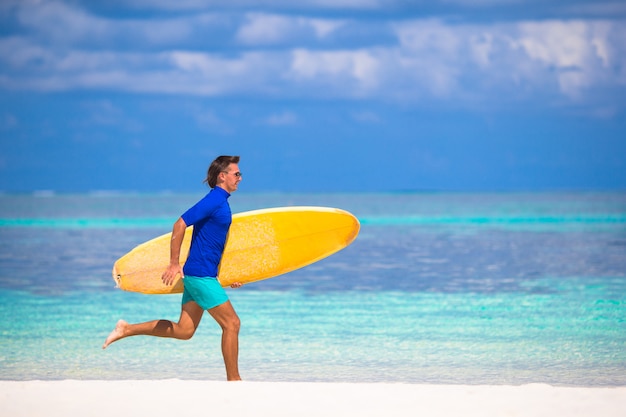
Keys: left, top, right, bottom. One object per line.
{"left": 0, "top": 192, "right": 624, "bottom": 384}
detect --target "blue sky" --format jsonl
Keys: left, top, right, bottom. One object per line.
{"left": 1, "top": 0, "right": 625, "bottom": 193}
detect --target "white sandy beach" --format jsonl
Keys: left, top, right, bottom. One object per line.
{"left": 1, "top": 380, "right": 625, "bottom": 417}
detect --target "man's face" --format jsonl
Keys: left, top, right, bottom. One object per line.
{"left": 221, "top": 163, "right": 242, "bottom": 193}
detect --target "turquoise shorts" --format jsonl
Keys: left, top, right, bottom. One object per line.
{"left": 181, "top": 276, "right": 229, "bottom": 310}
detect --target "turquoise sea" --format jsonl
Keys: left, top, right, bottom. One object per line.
{"left": 0, "top": 191, "right": 624, "bottom": 385}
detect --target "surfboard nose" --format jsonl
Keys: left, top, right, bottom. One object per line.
{"left": 112, "top": 264, "right": 122, "bottom": 288}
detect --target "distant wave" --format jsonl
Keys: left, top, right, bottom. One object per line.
{"left": 359, "top": 215, "right": 626, "bottom": 226}
{"left": 1, "top": 214, "right": 624, "bottom": 229}
{"left": 0, "top": 218, "right": 173, "bottom": 228}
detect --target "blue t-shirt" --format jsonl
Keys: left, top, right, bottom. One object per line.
{"left": 181, "top": 187, "right": 232, "bottom": 278}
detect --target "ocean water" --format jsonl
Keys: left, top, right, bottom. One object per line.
{"left": 0, "top": 191, "right": 624, "bottom": 385}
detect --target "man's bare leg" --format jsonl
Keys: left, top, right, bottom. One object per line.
{"left": 102, "top": 301, "right": 204, "bottom": 349}
{"left": 208, "top": 300, "right": 241, "bottom": 381}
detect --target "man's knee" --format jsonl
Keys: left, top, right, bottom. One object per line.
{"left": 179, "top": 327, "right": 197, "bottom": 340}
{"left": 169, "top": 320, "right": 197, "bottom": 340}
{"left": 225, "top": 314, "right": 240, "bottom": 333}
{"left": 217, "top": 312, "right": 240, "bottom": 334}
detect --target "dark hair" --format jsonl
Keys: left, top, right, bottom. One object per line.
{"left": 205, "top": 155, "right": 240, "bottom": 188}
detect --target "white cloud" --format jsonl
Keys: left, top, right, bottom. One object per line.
{"left": 512, "top": 20, "right": 620, "bottom": 98}
{"left": 395, "top": 19, "right": 461, "bottom": 56}
{"left": 516, "top": 21, "right": 591, "bottom": 68}
{"left": 78, "top": 100, "right": 143, "bottom": 132}
{"left": 15, "top": 1, "right": 109, "bottom": 43}
{"left": 1, "top": 1, "right": 625, "bottom": 110}
{"left": 288, "top": 49, "right": 381, "bottom": 96}
{"left": 236, "top": 13, "right": 344, "bottom": 45}
{"left": 393, "top": 18, "right": 626, "bottom": 101}
{"left": 167, "top": 50, "right": 290, "bottom": 95}
{"left": 261, "top": 111, "right": 298, "bottom": 126}
{"left": 309, "top": 19, "right": 345, "bottom": 38}
{"left": 104, "top": 0, "right": 383, "bottom": 11}
{"left": 236, "top": 14, "right": 299, "bottom": 45}
{"left": 195, "top": 109, "right": 234, "bottom": 134}
{"left": 11, "top": 1, "right": 219, "bottom": 47}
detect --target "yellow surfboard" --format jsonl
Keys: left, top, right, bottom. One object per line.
{"left": 112, "top": 206, "right": 360, "bottom": 294}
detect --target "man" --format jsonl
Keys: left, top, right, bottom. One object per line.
{"left": 103, "top": 155, "right": 243, "bottom": 381}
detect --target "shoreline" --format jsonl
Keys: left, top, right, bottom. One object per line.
{"left": 1, "top": 380, "right": 625, "bottom": 417}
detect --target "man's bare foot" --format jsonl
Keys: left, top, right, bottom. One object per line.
{"left": 102, "top": 319, "right": 127, "bottom": 349}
